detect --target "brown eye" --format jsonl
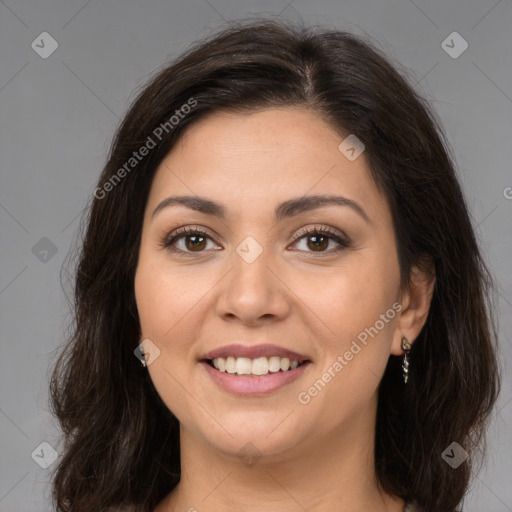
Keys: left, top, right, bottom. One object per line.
{"left": 291, "top": 226, "right": 350, "bottom": 256}
{"left": 163, "top": 227, "right": 218, "bottom": 254}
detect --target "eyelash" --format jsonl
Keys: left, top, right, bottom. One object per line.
{"left": 161, "top": 225, "right": 350, "bottom": 258}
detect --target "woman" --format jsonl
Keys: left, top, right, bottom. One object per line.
{"left": 50, "top": 18, "right": 501, "bottom": 512}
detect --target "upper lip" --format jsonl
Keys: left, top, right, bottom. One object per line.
{"left": 201, "top": 344, "right": 311, "bottom": 362}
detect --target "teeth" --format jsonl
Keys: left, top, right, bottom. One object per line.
{"left": 225, "top": 356, "right": 237, "bottom": 374}
{"left": 235, "top": 357, "right": 252, "bottom": 375}
{"left": 210, "top": 356, "right": 304, "bottom": 376}
{"left": 252, "top": 357, "right": 268, "bottom": 375}
{"left": 268, "top": 356, "right": 281, "bottom": 372}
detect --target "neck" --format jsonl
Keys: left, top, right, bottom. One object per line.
{"left": 157, "top": 393, "right": 404, "bottom": 512}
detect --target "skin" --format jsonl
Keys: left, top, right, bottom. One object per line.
{"left": 134, "top": 108, "right": 435, "bottom": 512}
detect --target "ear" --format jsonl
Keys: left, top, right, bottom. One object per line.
{"left": 391, "top": 260, "right": 436, "bottom": 356}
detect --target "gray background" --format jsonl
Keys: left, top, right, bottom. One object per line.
{"left": 0, "top": 0, "right": 511, "bottom": 510}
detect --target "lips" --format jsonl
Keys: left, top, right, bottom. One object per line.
{"left": 200, "top": 359, "right": 312, "bottom": 396}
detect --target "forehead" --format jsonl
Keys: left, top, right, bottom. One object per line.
{"left": 147, "top": 108, "right": 386, "bottom": 223}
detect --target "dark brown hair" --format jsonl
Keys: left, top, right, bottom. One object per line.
{"left": 50, "top": 18, "right": 501, "bottom": 512}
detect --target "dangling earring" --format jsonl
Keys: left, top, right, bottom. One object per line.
{"left": 135, "top": 339, "right": 147, "bottom": 367}
{"left": 401, "top": 336, "right": 411, "bottom": 384}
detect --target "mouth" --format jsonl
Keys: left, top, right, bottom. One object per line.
{"left": 199, "top": 346, "right": 313, "bottom": 396}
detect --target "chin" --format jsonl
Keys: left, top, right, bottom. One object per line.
{"left": 199, "top": 416, "right": 306, "bottom": 461}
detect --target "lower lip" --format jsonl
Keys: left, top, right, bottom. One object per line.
{"left": 200, "top": 361, "right": 312, "bottom": 396}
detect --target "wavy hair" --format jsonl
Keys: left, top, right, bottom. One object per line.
{"left": 50, "top": 18, "right": 501, "bottom": 512}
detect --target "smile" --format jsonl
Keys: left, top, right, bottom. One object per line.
{"left": 208, "top": 356, "right": 307, "bottom": 376}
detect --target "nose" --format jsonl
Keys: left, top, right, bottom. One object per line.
{"left": 215, "top": 245, "right": 292, "bottom": 326}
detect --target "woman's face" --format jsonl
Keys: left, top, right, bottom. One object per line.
{"left": 134, "top": 107, "right": 406, "bottom": 459}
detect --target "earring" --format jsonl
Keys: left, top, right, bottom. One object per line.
{"left": 401, "top": 337, "right": 411, "bottom": 384}
{"left": 137, "top": 340, "right": 147, "bottom": 368}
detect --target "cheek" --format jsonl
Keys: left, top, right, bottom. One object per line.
{"left": 291, "top": 252, "right": 400, "bottom": 414}
{"left": 134, "top": 258, "right": 199, "bottom": 422}
{"left": 296, "top": 255, "right": 399, "bottom": 345}
{"left": 134, "top": 254, "right": 204, "bottom": 340}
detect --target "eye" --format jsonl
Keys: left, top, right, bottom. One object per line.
{"left": 162, "top": 226, "right": 220, "bottom": 255}
{"left": 289, "top": 225, "right": 350, "bottom": 256}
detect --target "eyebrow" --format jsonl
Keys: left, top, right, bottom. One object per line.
{"left": 151, "top": 194, "right": 370, "bottom": 224}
